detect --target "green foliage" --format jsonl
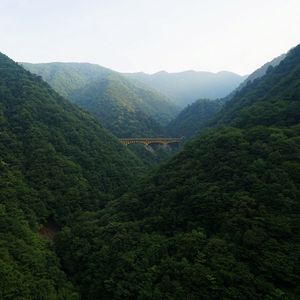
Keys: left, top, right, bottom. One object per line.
{"left": 69, "top": 74, "right": 166, "bottom": 137}
{"left": 0, "top": 52, "right": 146, "bottom": 298}
{"left": 56, "top": 45, "right": 300, "bottom": 299}
{"left": 57, "top": 125, "right": 300, "bottom": 299}
{"left": 167, "top": 98, "right": 222, "bottom": 138}
{"left": 20, "top": 62, "right": 111, "bottom": 98}
{"left": 1, "top": 53, "right": 144, "bottom": 221}
{"left": 231, "top": 53, "right": 286, "bottom": 95}
{"left": 216, "top": 45, "right": 300, "bottom": 127}
{"left": 2, "top": 44, "right": 300, "bottom": 300}
{"left": 0, "top": 204, "right": 78, "bottom": 300}
{"left": 23, "top": 62, "right": 179, "bottom": 137}
{"left": 128, "top": 143, "right": 180, "bottom": 167}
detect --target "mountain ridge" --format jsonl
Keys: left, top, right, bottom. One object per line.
{"left": 166, "top": 51, "right": 289, "bottom": 140}
{"left": 56, "top": 44, "right": 300, "bottom": 299}
{"left": 22, "top": 62, "right": 179, "bottom": 137}
{"left": 124, "top": 69, "right": 246, "bottom": 107}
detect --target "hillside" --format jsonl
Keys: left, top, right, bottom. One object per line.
{"left": 125, "top": 70, "right": 246, "bottom": 107}
{"left": 56, "top": 45, "right": 300, "bottom": 299}
{"left": 167, "top": 99, "right": 222, "bottom": 138}
{"left": 166, "top": 52, "right": 289, "bottom": 140}
{"left": 22, "top": 62, "right": 179, "bottom": 137}
{"left": 223, "top": 53, "right": 286, "bottom": 102}
{"left": 0, "top": 53, "right": 144, "bottom": 298}
{"left": 215, "top": 47, "right": 300, "bottom": 127}
{"left": 237, "top": 53, "right": 286, "bottom": 91}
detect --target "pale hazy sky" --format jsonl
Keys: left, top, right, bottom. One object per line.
{"left": 1, "top": 0, "right": 300, "bottom": 75}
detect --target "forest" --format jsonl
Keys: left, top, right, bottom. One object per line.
{"left": 0, "top": 41, "right": 299, "bottom": 300}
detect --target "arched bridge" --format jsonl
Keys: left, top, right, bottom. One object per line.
{"left": 119, "top": 137, "right": 184, "bottom": 147}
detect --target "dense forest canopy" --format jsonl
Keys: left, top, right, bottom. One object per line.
{"left": 165, "top": 51, "right": 288, "bottom": 141}
{"left": 167, "top": 98, "right": 222, "bottom": 138}
{"left": 56, "top": 45, "right": 300, "bottom": 299}
{"left": 214, "top": 46, "right": 300, "bottom": 127}
{"left": 23, "top": 62, "right": 179, "bottom": 138}
{"left": 231, "top": 53, "right": 286, "bottom": 94}
{"left": 1, "top": 42, "right": 300, "bottom": 300}
{"left": 23, "top": 62, "right": 183, "bottom": 166}
{"left": 0, "top": 52, "right": 146, "bottom": 299}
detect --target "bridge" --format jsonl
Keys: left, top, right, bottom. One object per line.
{"left": 119, "top": 137, "right": 184, "bottom": 147}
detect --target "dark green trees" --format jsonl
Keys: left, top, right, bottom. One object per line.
{"left": 23, "top": 62, "right": 179, "bottom": 137}
{"left": 0, "top": 52, "right": 145, "bottom": 298}
{"left": 56, "top": 45, "right": 300, "bottom": 299}
{"left": 2, "top": 42, "right": 300, "bottom": 299}
{"left": 167, "top": 98, "right": 222, "bottom": 138}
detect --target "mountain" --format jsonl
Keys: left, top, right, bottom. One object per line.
{"left": 22, "top": 62, "right": 179, "bottom": 137}
{"left": 215, "top": 49, "right": 299, "bottom": 127}
{"left": 237, "top": 53, "right": 286, "bottom": 91}
{"left": 56, "top": 45, "right": 300, "bottom": 299}
{"left": 166, "top": 53, "right": 287, "bottom": 140}
{"left": 223, "top": 53, "right": 286, "bottom": 105}
{"left": 167, "top": 99, "right": 222, "bottom": 138}
{"left": 0, "top": 52, "right": 144, "bottom": 298}
{"left": 124, "top": 70, "right": 246, "bottom": 107}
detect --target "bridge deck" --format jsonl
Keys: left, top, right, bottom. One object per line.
{"left": 119, "top": 137, "right": 184, "bottom": 146}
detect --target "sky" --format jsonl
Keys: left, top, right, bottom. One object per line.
{"left": 1, "top": 0, "right": 300, "bottom": 75}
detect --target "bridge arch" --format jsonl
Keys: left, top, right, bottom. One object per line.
{"left": 119, "top": 137, "right": 184, "bottom": 148}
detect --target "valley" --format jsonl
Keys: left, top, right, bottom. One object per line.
{"left": 1, "top": 5, "right": 300, "bottom": 298}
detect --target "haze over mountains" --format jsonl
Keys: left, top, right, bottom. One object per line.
{"left": 22, "top": 61, "right": 250, "bottom": 144}
{"left": 125, "top": 70, "right": 247, "bottom": 107}
{"left": 22, "top": 52, "right": 291, "bottom": 146}
{"left": 58, "top": 45, "right": 300, "bottom": 299}
{"left": 22, "top": 62, "right": 178, "bottom": 138}
{"left": 1, "top": 40, "right": 299, "bottom": 300}
{"left": 236, "top": 53, "right": 286, "bottom": 91}
{"left": 167, "top": 51, "right": 289, "bottom": 139}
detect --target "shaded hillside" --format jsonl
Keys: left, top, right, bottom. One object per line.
{"left": 21, "top": 62, "right": 111, "bottom": 98}
{"left": 125, "top": 70, "right": 246, "bottom": 107}
{"left": 237, "top": 53, "right": 286, "bottom": 91}
{"left": 69, "top": 73, "right": 169, "bottom": 137}
{"left": 57, "top": 45, "right": 300, "bottom": 299}
{"left": 23, "top": 62, "right": 178, "bottom": 137}
{"left": 167, "top": 51, "right": 292, "bottom": 140}
{"left": 215, "top": 47, "right": 300, "bottom": 127}
{"left": 223, "top": 53, "right": 286, "bottom": 102}
{"left": 167, "top": 99, "right": 222, "bottom": 138}
{"left": 0, "top": 53, "right": 144, "bottom": 298}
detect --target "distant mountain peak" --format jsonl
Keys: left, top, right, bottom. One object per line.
{"left": 124, "top": 69, "right": 245, "bottom": 106}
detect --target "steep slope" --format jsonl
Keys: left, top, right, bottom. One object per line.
{"left": 1, "top": 56, "right": 143, "bottom": 213}
{"left": 237, "top": 53, "right": 286, "bottom": 91}
{"left": 215, "top": 47, "right": 300, "bottom": 127}
{"left": 0, "top": 53, "right": 144, "bottom": 298}
{"left": 167, "top": 51, "right": 293, "bottom": 140}
{"left": 224, "top": 53, "right": 286, "bottom": 102}
{"left": 167, "top": 99, "right": 222, "bottom": 138}
{"left": 20, "top": 62, "right": 112, "bottom": 98}
{"left": 69, "top": 73, "right": 170, "bottom": 137}
{"left": 168, "top": 54, "right": 286, "bottom": 137}
{"left": 57, "top": 45, "right": 300, "bottom": 299}
{"left": 125, "top": 70, "right": 246, "bottom": 107}
{"left": 22, "top": 62, "right": 179, "bottom": 137}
